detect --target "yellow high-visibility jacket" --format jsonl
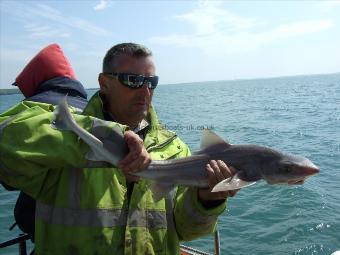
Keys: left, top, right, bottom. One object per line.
{"left": 0, "top": 92, "right": 226, "bottom": 255}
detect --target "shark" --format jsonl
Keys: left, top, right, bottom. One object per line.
{"left": 53, "top": 97, "right": 320, "bottom": 198}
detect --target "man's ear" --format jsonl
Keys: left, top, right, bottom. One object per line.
{"left": 98, "top": 73, "right": 109, "bottom": 94}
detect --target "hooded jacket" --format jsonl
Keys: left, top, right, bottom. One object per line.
{"left": 1, "top": 76, "right": 88, "bottom": 242}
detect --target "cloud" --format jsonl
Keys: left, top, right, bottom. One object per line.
{"left": 24, "top": 23, "right": 70, "bottom": 39}
{"left": 175, "top": 1, "right": 256, "bottom": 35}
{"left": 149, "top": 2, "right": 334, "bottom": 56}
{"left": 94, "top": 0, "right": 110, "bottom": 11}
{"left": 35, "top": 3, "right": 109, "bottom": 35}
{"left": 1, "top": 1, "right": 109, "bottom": 36}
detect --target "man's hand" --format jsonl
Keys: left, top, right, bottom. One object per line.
{"left": 198, "top": 160, "right": 239, "bottom": 202}
{"left": 118, "top": 131, "right": 151, "bottom": 182}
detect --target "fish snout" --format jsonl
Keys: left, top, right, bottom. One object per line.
{"left": 286, "top": 165, "right": 320, "bottom": 185}
{"left": 298, "top": 165, "right": 320, "bottom": 177}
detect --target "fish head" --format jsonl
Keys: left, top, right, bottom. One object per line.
{"left": 262, "top": 153, "right": 320, "bottom": 185}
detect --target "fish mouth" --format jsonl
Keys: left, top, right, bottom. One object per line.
{"left": 287, "top": 166, "right": 320, "bottom": 185}
{"left": 287, "top": 179, "right": 305, "bottom": 185}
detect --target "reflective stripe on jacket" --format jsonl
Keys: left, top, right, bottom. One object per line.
{"left": 0, "top": 92, "right": 226, "bottom": 255}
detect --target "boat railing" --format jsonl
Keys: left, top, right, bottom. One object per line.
{"left": 179, "top": 230, "right": 220, "bottom": 255}
{"left": 1, "top": 230, "right": 220, "bottom": 255}
{"left": 0, "top": 233, "right": 30, "bottom": 255}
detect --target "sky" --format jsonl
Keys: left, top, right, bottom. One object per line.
{"left": 0, "top": 0, "right": 340, "bottom": 89}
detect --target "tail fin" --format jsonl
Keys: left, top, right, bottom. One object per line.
{"left": 51, "top": 96, "right": 72, "bottom": 130}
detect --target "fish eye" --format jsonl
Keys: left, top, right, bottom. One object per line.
{"left": 281, "top": 164, "right": 292, "bottom": 173}
{"left": 284, "top": 165, "right": 292, "bottom": 173}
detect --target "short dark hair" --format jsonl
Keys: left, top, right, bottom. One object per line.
{"left": 102, "top": 43, "right": 152, "bottom": 73}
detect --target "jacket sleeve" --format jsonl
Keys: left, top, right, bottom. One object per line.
{"left": 0, "top": 101, "right": 123, "bottom": 198}
{"left": 173, "top": 141, "right": 226, "bottom": 241}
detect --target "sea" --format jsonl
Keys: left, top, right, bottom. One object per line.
{"left": 0, "top": 73, "right": 339, "bottom": 255}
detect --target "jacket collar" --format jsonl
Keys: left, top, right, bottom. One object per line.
{"left": 83, "top": 91, "right": 177, "bottom": 150}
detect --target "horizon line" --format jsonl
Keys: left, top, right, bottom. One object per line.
{"left": 86, "top": 71, "right": 339, "bottom": 90}
{"left": 1, "top": 71, "right": 339, "bottom": 91}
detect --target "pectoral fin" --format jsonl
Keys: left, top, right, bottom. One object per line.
{"left": 212, "top": 172, "right": 256, "bottom": 192}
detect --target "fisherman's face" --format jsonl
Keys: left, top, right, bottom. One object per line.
{"left": 100, "top": 55, "right": 155, "bottom": 128}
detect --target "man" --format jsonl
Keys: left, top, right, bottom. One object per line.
{"left": 0, "top": 43, "right": 237, "bottom": 254}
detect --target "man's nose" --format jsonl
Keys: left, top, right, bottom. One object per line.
{"left": 139, "top": 81, "right": 152, "bottom": 95}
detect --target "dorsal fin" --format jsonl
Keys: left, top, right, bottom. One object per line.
{"left": 200, "top": 129, "right": 231, "bottom": 151}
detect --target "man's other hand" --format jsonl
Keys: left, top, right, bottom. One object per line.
{"left": 118, "top": 131, "right": 151, "bottom": 182}
{"left": 198, "top": 160, "right": 239, "bottom": 202}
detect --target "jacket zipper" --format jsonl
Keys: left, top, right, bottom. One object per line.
{"left": 146, "top": 134, "right": 178, "bottom": 152}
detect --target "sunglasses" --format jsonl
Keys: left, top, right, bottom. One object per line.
{"left": 104, "top": 72, "right": 158, "bottom": 89}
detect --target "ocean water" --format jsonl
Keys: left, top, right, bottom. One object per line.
{"left": 0, "top": 73, "right": 339, "bottom": 255}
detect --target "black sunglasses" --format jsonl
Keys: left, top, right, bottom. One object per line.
{"left": 104, "top": 72, "right": 158, "bottom": 89}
